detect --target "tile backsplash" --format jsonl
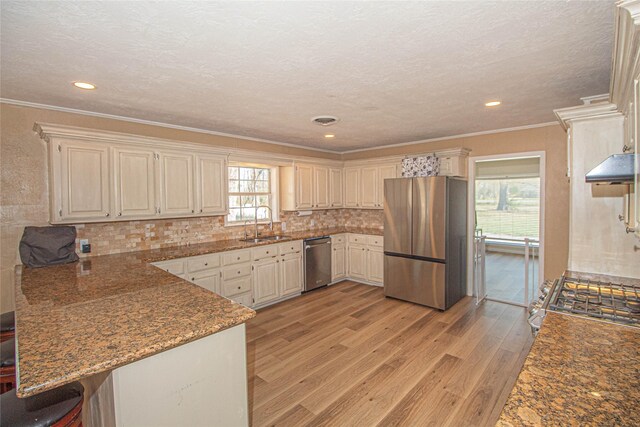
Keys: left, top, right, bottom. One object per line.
{"left": 75, "top": 209, "right": 384, "bottom": 257}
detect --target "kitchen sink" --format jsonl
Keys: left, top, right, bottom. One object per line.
{"left": 240, "top": 235, "right": 292, "bottom": 243}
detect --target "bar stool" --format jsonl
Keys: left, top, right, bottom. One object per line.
{"left": 1, "top": 381, "right": 84, "bottom": 427}
{"left": 1, "top": 337, "right": 16, "bottom": 394}
{"left": 1, "top": 311, "right": 15, "bottom": 343}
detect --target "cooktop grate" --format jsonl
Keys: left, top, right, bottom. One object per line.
{"left": 549, "top": 277, "right": 640, "bottom": 327}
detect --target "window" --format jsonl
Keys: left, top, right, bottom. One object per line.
{"left": 227, "top": 166, "right": 273, "bottom": 224}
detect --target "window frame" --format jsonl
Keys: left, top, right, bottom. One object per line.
{"left": 225, "top": 164, "right": 279, "bottom": 226}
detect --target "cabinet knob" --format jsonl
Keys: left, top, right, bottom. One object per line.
{"left": 191, "top": 277, "right": 195, "bottom": 281}
{"left": 237, "top": 286, "right": 241, "bottom": 290}
{"left": 266, "top": 251, "right": 269, "bottom": 254}
{"left": 118, "top": 212, "right": 122, "bottom": 216}
{"left": 191, "top": 210, "right": 195, "bottom": 213}
{"left": 200, "top": 209, "right": 203, "bottom": 213}
{"left": 237, "top": 270, "right": 241, "bottom": 274}
{"left": 105, "top": 213, "right": 110, "bottom": 217}
{"left": 237, "top": 257, "right": 240, "bottom": 260}
{"left": 204, "top": 262, "right": 208, "bottom": 266}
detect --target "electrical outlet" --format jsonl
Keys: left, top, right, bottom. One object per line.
{"left": 80, "top": 239, "right": 91, "bottom": 253}
{"left": 281, "top": 222, "right": 287, "bottom": 231}
{"left": 311, "top": 219, "right": 316, "bottom": 227}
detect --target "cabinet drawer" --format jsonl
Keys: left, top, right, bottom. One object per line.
{"left": 222, "top": 264, "right": 251, "bottom": 280}
{"left": 279, "top": 241, "right": 302, "bottom": 256}
{"left": 153, "top": 259, "right": 185, "bottom": 276}
{"left": 231, "top": 292, "right": 253, "bottom": 307}
{"left": 223, "top": 250, "right": 251, "bottom": 265}
{"left": 367, "top": 235, "right": 384, "bottom": 247}
{"left": 348, "top": 234, "right": 367, "bottom": 245}
{"left": 331, "top": 234, "right": 346, "bottom": 245}
{"left": 252, "top": 245, "right": 278, "bottom": 261}
{"left": 186, "top": 253, "right": 220, "bottom": 272}
{"left": 222, "top": 277, "right": 252, "bottom": 298}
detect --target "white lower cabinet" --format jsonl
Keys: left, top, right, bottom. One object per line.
{"left": 153, "top": 241, "right": 303, "bottom": 310}
{"left": 340, "top": 234, "right": 385, "bottom": 286}
{"left": 332, "top": 244, "right": 346, "bottom": 282}
{"left": 253, "top": 258, "right": 280, "bottom": 305}
{"left": 348, "top": 244, "right": 368, "bottom": 280}
{"left": 190, "top": 269, "right": 221, "bottom": 294}
{"left": 280, "top": 253, "right": 303, "bottom": 297}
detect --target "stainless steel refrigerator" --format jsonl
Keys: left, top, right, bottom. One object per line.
{"left": 383, "top": 176, "right": 467, "bottom": 310}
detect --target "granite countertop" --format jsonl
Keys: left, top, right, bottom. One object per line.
{"left": 14, "top": 227, "right": 381, "bottom": 398}
{"left": 498, "top": 312, "right": 640, "bottom": 426}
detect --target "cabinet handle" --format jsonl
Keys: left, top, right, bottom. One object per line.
{"left": 626, "top": 227, "right": 636, "bottom": 234}
{"left": 105, "top": 213, "right": 110, "bottom": 217}
{"left": 191, "top": 277, "right": 195, "bottom": 281}
{"left": 237, "top": 286, "right": 241, "bottom": 290}
{"left": 237, "top": 270, "right": 241, "bottom": 274}
{"left": 204, "top": 262, "right": 208, "bottom": 266}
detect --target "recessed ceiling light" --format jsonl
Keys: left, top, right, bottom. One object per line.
{"left": 485, "top": 101, "right": 501, "bottom": 107}
{"left": 324, "top": 134, "right": 335, "bottom": 138}
{"left": 73, "top": 82, "right": 96, "bottom": 90}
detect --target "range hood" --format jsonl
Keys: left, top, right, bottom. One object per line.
{"left": 585, "top": 154, "right": 635, "bottom": 184}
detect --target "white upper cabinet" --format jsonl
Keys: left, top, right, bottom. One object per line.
{"left": 377, "top": 164, "right": 397, "bottom": 208}
{"left": 329, "top": 168, "right": 343, "bottom": 208}
{"left": 360, "top": 166, "right": 378, "bottom": 208}
{"left": 347, "top": 163, "right": 398, "bottom": 210}
{"left": 196, "top": 155, "right": 226, "bottom": 215}
{"left": 113, "top": 147, "right": 157, "bottom": 218}
{"left": 313, "top": 166, "right": 330, "bottom": 209}
{"left": 56, "top": 140, "right": 111, "bottom": 221}
{"left": 159, "top": 152, "right": 195, "bottom": 216}
{"left": 296, "top": 164, "right": 314, "bottom": 209}
{"left": 344, "top": 167, "right": 360, "bottom": 208}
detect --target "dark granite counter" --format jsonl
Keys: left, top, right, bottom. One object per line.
{"left": 498, "top": 312, "right": 640, "bottom": 426}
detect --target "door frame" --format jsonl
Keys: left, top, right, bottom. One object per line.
{"left": 465, "top": 151, "right": 546, "bottom": 300}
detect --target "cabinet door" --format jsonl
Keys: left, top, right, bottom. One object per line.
{"left": 190, "top": 270, "right": 221, "bottom": 294}
{"left": 253, "top": 259, "right": 280, "bottom": 304}
{"left": 348, "top": 245, "right": 367, "bottom": 280}
{"left": 377, "top": 165, "right": 397, "bottom": 209}
{"left": 360, "top": 167, "right": 378, "bottom": 208}
{"left": 314, "top": 166, "right": 330, "bottom": 209}
{"left": 344, "top": 168, "right": 360, "bottom": 208}
{"left": 367, "top": 247, "right": 384, "bottom": 284}
{"left": 332, "top": 244, "right": 346, "bottom": 281}
{"left": 280, "top": 254, "right": 303, "bottom": 297}
{"left": 329, "top": 168, "right": 343, "bottom": 208}
{"left": 114, "top": 147, "right": 156, "bottom": 218}
{"left": 196, "top": 155, "right": 226, "bottom": 215}
{"left": 296, "top": 164, "right": 314, "bottom": 209}
{"left": 159, "top": 152, "right": 195, "bottom": 216}
{"left": 58, "top": 140, "right": 111, "bottom": 221}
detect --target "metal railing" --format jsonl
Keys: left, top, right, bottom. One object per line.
{"left": 475, "top": 234, "right": 540, "bottom": 307}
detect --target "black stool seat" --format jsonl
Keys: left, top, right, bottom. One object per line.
{"left": 1, "top": 337, "right": 15, "bottom": 367}
{"left": 0, "top": 382, "right": 84, "bottom": 427}
{"left": 1, "top": 311, "right": 15, "bottom": 332}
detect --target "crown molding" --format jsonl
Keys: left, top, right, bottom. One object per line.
{"left": 33, "top": 122, "right": 344, "bottom": 167}
{"left": 3, "top": 98, "right": 342, "bottom": 155}
{"left": 553, "top": 102, "right": 621, "bottom": 131}
{"left": 340, "top": 122, "right": 559, "bottom": 154}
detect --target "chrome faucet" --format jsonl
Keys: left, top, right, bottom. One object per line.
{"left": 243, "top": 220, "right": 253, "bottom": 240}
{"left": 256, "top": 205, "right": 273, "bottom": 239}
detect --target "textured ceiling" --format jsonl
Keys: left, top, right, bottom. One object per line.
{"left": 1, "top": 1, "right": 614, "bottom": 152}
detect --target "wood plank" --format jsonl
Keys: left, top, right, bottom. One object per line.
{"left": 246, "top": 282, "right": 533, "bottom": 427}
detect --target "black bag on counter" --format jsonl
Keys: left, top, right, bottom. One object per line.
{"left": 19, "top": 226, "right": 79, "bottom": 268}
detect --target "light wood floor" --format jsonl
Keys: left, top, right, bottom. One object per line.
{"left": 246, "top": 281, "right": 533, "bottom": 427}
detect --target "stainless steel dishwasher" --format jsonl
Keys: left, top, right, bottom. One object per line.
{"left": 304, "top": 236, "right": 332, "bottom": 292}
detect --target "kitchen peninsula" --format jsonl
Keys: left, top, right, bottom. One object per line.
{"left": 13, "top": 227, "right": 382, "bottom": 426}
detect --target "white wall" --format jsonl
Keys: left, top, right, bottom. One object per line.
{"left": 569, "top": 115, "right": 640, "bottom": 278}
